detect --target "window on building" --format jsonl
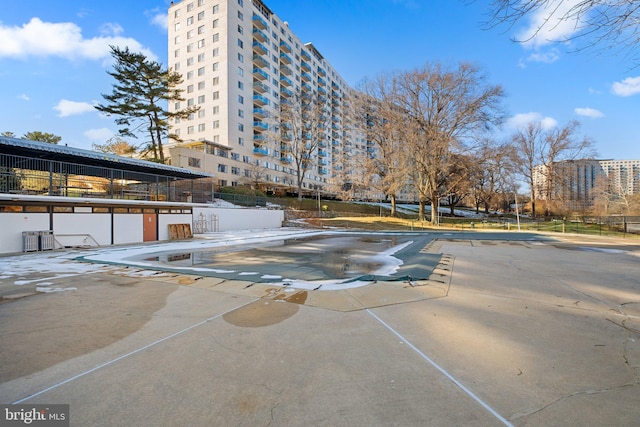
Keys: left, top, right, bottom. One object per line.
{"left": 238, "top": 25, "right": 243, "bottom": 35}
{"left": 238, "top": 81, "right": 244, "bottom": 90}
{"left": 213, "top": 106, "right": 219, "bottom": 114}
{"left": 174, "top": 9, "right": 181, "bottom": 18}
{"left": 212, "top": 47, "right": 219, "bottom": 57}
{"left": 174, "top": 102, "right": 181, "bottom": 110}
{"left": 238, "top": 123, "right": 244, "bottom": 132}
{"left": 212, "top": 120, "right": 220, "bottom": 128}
{"left": 187, "top": 16, "right": 194, "bottom": 25}
{"left": 212, "top": 4, "right": 219, "bottom": 13}
{"left": 231, "top": 152, "right": 240, "bottom": 160}
{"left": 212, "top": 91, "right": 219, "bottom": 100}
{"left": 187, "top": 57, "right": 194, "bottom": 66}
{"left": 198, "top": 39, "right": 205, "bottom": 48}
{"left": 187, "top": 29, "right": 194, "bottom": 39}
{"left": 198, "top": 109, "right": 206, "bottom": 118}
{"left": 188, "top": 157, "right": 200, "bottom": 167}
{"left": 212, "top": 62, "right": 219, "bottom": 71}
{"left": 187, "top": 43, "right": 194, "bottom": 52}
{"left": 197, "top": 52, "right": 205, "bottom": 62}
{"left": 187, "top": 98, "right": 195, "bottom": 106}
{"left": 174, "top": 62, "right": 180, "bottom": 70}
{"left": 187, "top": 84, "right": 194, "bottom": 93}
{"left": 198, "top": 95, "right": 205, "bottom": 104}
{"left": 237, "top": 39, "right": 243, "bottom": 48}
{"left": 187, "top": 2, "right": 194, "bottom": 11}
{"left": 238, "top": 53, "right": 244, "bottom": 62}
{"left": 187, "top": 71, "right": 194, "bottom": 79}
{"left": 238, "top": 109, "right": 244, "bottom": 118}
{"left": 174, "top": 48, "right": 180, "bottom": 57}
{"left": 238, "top": 67, "right": 244, "bottom": 77}
{"left": 212, "top": 33, "right": 219, "bottom": 42}
{"left": 238, "top": 11, "right": 243, "bottom": 21}
{"left": 238, "top": 95, "right": 244, "bottom": 104}
{"left": 231, "top": 167, "right": 240, "bottom": 175}
{"left": 218, "top": 164, "right": 227, "bottom": 173}
{"left": 198, "top": 81, "right": 205, "bottom": 90}
{"left": 187, "top": 125, "right": 194, "bottom": 134}
{"left": 238, "top": 137, "right": 244, "bottom": 146}
{"left": 212, "top": 76, "right": 219, "bottom": 85}
{"left": 212, "top": 19, "right": 219, "bottom": 28}
{"left": 197, "top": 66, "right": 205, "bottom": 76}
{"left": 238, "top": 0, "right": 243, "bottom": 6}
{"left": 175, "top": 36, "right": 181, "bottom": 44}
{"left": 198, "top": 11, "right": 205, "bottom": 20}
{"left": 175, "top": 23, "right": 181, "bottom": 31}
{"left": 198, "top": 0, "right": 205, "bottom": 6}
{"left": 198, "top": 123, "right": 206, "bottom": 132}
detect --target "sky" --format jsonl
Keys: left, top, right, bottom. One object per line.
{"left": 0, "top": 0, "right": 638, "bottom": 159}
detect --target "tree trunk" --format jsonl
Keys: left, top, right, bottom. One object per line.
{"left": 390, "top": 194, "right": 397, "bottom": 217}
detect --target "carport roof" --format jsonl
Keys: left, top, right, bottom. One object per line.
{"left": 0, "top": 136, "right": 212, "bottom": 180}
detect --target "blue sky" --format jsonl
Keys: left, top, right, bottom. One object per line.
{"left": 1, "top": 0, "right": 638, "bottom": 159}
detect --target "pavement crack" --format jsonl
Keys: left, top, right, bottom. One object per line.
{"left": 511, "top": 383, "right": 638, "bottom": 421}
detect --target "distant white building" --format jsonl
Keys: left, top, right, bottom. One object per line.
{"left": 533, "top": 159, "right": 640, "bottom": 211}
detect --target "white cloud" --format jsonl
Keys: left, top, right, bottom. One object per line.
{"left": 84, "top": 128, "right": 114, "bottom": 141}
{"left": 517, "top": 0, "right": 584, "bottom": 49}
{"left": 54, "top": 99, "right": 97, "bottom": 117}
{"left": 507, "top": 112, "right": 558, "bottom": 130}
{"left": 574, "top": 107, "right": 604, "bottom": 118}
{"left": 0, "top": 17, "right": 157, "bottom": 61}
{"left": 18, "top": 94, "right": 30, "bottom": 101}
{"left": 150, "top": 12, "right": 168, "bottom": 30}
{"left": 526, "top": 49, "right": 560, "bottom": 64}
{"left": 611, "top": 76, "right": 640, "bottom": 97}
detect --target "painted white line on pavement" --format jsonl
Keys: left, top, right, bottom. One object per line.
{"left": 366, "top": 308, "right": 514, "bottom": 427}
{"left": 12, "top": 299, "right": 256, "bottom": 404}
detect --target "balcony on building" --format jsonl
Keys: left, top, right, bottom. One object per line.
{"left": 279, "top": 40, "right": 292, "bottom": 53}
{"left": 252, "top": 54, "right": 269, "bottom": 68}
{"left": 253, "top": 94, "right": 270, "bottom": 106}
{"left": 318, "top": 67, "right": 327, "bottom": 76}
{"left": 253, "top": 120, "right": 269, "bottom": 132}
{"left": 253, "top": 80, "right": 269, "bottom": 94}
{"left": 252, "top": 41, "right": 268, "bottom": 55}
{"left": 280, "top": 52, "right": 292, "bottom": 64}
{"left": 301, "top": 50, "right": 311, "bottom": 61}
{"left": 318, "top": 167, "right": 328, "bottom": 175}
{"left": 253, "top": 13, "right": 268, "bottom": 30}
{"left": 318, "top": 150, "right": 327, "bottom": 157}
{"left": 301, "top": 72, "right": 311, "bottom": 82}
{"left": 301, "top": 61, "right": 311, "bottom": 72}
{"left": 331, "top": 81, "right": 339, "bottom": 90}
{"left": 253, "top": 133, "right": 267, "bottom": 143}
{"left": 253, "top": 146, "right": 270, "bottom": 156}
{"left": 317, "top": 76, "right": 327, "bottom": 86}
{"left": 318, "top": 86, "right": 327, "bottom": 95}
{"left": 280, "top": 155, "right": 293, "bottom": 164}
{"left": 253, "top": 107, "right": 267, "bottom": 118}
{"left": 252, "top": 28, "right": 268, "bottom": 43}
{"left": 253, "top": 67, "right": 269, "bottom": 81}
{"left": 280, "top": 64, "right": 292, "bottom": 76}
{"left": 318, "top": 141, "right": 327, "bottom": 148}
{"left": 280, "top": 75, "right": 293, "bottom": 87}
{"left": 280, "top": 87, "right": 293, "bottom": 98}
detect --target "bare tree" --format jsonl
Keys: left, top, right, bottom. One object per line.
{"left": 356, "top": 75, "right": 410, "bottom": 215}
{"left": 92, "top": 137, "right": 137, "bottom": 156}
{"left": 484, "top": 0, "right": 640, "bottom": 65}
{"left": 395, "top": 62, "right": 506, "bottom": 223}
{"left": 510, "top": 120, "right": 594, "bottom": 217}
{"left": 279, "top": 90, "right": 330, "bottom": 201}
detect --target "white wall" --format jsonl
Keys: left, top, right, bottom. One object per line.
{"left": 53, "top": 213, "right": 111, "bottom": 247}
{"left": 0, "top": 213, "right": 50, "bottom": 253}
{"left": 0, "top": 206, "right": 284, "bottom": 254}
{"left": 114, "top": 214, "right": 143, "bottom": 245}
{"left": 159, "top": 214, "right": 193, "bottom": 240}
{"left": 192, "top": 207, "right": 284, "bottom": 231}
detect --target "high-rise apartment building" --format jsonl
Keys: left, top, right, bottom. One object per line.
{"left": 166, "top": 0, "right": 368, "bottom": 196}
{"left": 533, "top": 159, "right": 640, "bottom": 211}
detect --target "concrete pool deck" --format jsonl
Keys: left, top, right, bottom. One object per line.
{"left": 1, "top": 228, "right": 639, "bottom": 426}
